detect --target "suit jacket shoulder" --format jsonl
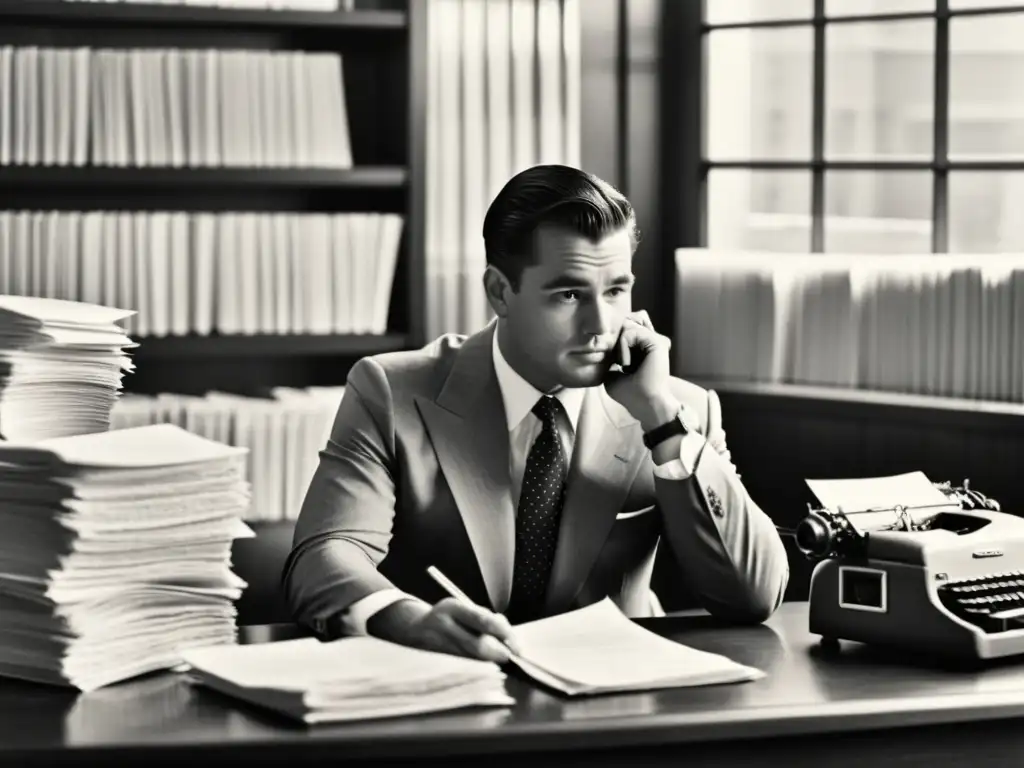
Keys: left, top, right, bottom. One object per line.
{"left": 346, "top": 331, "right": 469, "bottom": 406}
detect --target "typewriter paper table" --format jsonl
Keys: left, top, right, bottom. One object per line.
{"left": 4, "top": 603, "right": 1024, "bottom": 767}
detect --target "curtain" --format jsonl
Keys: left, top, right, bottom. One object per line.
{"left": 424, "top": 0, "right": 582, "bottom": 340}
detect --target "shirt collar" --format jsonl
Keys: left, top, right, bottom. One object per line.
{"left": 491, "top": 325, "right": 587, "bottom": 433}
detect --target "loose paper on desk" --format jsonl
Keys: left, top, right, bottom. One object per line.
{"left": 180, "top": 636, "right": 515, "bottom": 725}
{"left": 509, "top": 598, "right": 764, "bottom": 696}
{"left": 806, "top": 471, "right": 961, "bottom": 534}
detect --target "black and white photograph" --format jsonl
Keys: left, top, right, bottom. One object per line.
{"left": 0, "top": 1, "right": 1021, "bottom": 766}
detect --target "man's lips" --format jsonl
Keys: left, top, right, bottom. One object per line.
{"left": 568, "top": 349, "right": 612, "bottom": 360}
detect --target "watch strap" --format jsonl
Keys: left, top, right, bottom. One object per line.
{"left": 642, "top": 407, "right": 688, "bottom": 450}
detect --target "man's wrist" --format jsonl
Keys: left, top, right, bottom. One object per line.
{"left": 365, "top": 597, "right": 430, "bottom": 643}
{"left": 637, "top": 392, "right": 680, "bottom": 433}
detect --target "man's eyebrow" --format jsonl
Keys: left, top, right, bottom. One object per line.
{"left": 539, "top": 273, "right": 635, "bottom": 291}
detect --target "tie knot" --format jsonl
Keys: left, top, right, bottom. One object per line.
{"left": 532, "top": 395, "right": 563, "bottom": 424}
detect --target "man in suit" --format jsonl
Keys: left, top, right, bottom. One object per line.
{"left": 283, "top": 164, "right": 789, "bottom": 663}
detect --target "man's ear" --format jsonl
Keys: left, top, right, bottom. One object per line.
{"left": 483, "top": 265, "right": 514, "bottom": 318}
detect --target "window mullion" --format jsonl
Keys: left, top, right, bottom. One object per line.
{"left": 933, "top": 0, "right": 950, "bottom": 253}
{"left": 811, "top": 0, "right": 825, "bottom": 253}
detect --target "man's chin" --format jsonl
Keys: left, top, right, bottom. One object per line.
{"left": 559, "top": 359, "right": 612, "bottom": 388}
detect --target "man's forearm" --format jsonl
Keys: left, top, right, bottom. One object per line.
{"left": 656, "top": 449, "right": 789, "bottom": 623}
{"left": 283, "top": 534, "right": 397, "bottom": 630}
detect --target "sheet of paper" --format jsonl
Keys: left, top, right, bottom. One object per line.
{"left": 805, "top": 471, "right": 960, "bottom": 533}
{"left": 0, "top": 295, "right": 135, "bottom": 326}
{"left": 510, "top": 598, "right": 763, "bottom": 695}
{"left": 0, "top": 423, "right": 247, "bottom": 470}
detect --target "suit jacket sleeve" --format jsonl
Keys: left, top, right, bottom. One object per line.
{"left": 281, "top": 357, "right": 402, "bottom": 631}
{"left": 656, "top": 388, "right": 790, "bottom": 624}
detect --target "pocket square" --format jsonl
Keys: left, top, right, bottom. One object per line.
{"left": 615, "top": 505, "right": 655, "bottom": 521}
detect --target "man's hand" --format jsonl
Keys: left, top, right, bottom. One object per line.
{"left": 366, "top": 597, "right": 520, "bottom": 664}
{"left": 604, "top": 310, "right": 678, "bottom": 431}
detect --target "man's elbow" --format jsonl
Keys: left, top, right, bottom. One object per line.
{"left": 747, "top": 563, "right": 790, "bottom": 623}
{"left": 740, "top": 579, "right": 787, "bottom": 624}
{"left": 280, "top": 541, "right": 319, "bottom": 627}
{"left": 707, "top": 565, "right": 789, "bottom": 626}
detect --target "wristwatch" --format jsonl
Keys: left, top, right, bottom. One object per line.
{"left": 642, "top": 407, "right": 689, "bottom": 450}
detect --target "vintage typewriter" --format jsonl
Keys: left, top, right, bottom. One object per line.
{"left": 794, "top": 478, "right": 1024, "bottom": 661}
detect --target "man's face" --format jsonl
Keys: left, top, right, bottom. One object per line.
{"left": 500, "top": 224, "right": 635, "bottom": 391}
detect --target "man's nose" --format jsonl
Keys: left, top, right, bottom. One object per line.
{"left": 581, "top": 298, "right": 616, "bottom": 338}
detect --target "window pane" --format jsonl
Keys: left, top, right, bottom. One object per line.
{"left": 827, "top": 0, "right": 934, "bottom": 15}
{"left": 949, "top": 172, "right": 1024, "bottom": 251}
{"left": 707, "top": 170, "right": 812, "bottom": 252}
{"left": 824, "top": 172, "right": 932, "bottom": 252}
{"left": 824, "top": 20, "right": 935, "bottom": 161}
{"left": 705, "top": 0, "right": 811, "bottom": 25}
{"left": 949, "top": 13, "right": 1024, "bottom": 160}
{"left": 706, "top": 27, "right": 813, "bottom": 161}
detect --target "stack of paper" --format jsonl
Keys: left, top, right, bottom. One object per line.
{"left": 181, "top": 636, "right": 515, "bottom": 725}
{"left": 0, "top": 295, "right": 136, "bottom": 443}
{"left": 0, "top": 423, "right": 254, "bottom": 692}
{"left": 510, "top": 598, "right": 764, "bottom": 696}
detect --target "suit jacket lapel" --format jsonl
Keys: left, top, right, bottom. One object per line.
{"left": 414, "top": 322, "right": 516, "bottom": 613}
{"left": 544, "top": 387, "right": 646, "bottom": 614}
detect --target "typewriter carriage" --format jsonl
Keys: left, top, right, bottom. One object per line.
{"left": 792, "top": 478, "right": 1002, "bottom": 562}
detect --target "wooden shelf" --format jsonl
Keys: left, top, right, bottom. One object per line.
{"left": 0, "top": 2, "right": 406, "bottom": 31}
{"left": 692, "top": 379, "right": 1024, "bottom": 431}
{"left": 130, "top": 333, "right": 410, "bottom": 358}
{"left": 0, "top": 166, "right": 407, "bottom": 190}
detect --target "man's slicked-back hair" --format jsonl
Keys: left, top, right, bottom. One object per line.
{"left": 482, "top": 164, "right": 640, "bottom": 291}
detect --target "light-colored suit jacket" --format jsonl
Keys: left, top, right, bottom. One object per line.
{"left": 282, "top": 322, "right": 790, "bottom": 635}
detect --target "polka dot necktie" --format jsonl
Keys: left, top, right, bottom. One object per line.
{"left": 506, "top": 395, "right": 568, "bottom": 624}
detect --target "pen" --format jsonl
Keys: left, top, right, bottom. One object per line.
{"left": 427, "top": 565, "right": 475, "bottom": 606}
{"left": 426, "top": 565, "right": 522, "bottom": 659}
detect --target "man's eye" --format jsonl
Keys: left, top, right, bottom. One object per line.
{"left": 557, "top": 290, "right": 580, "bottom": 302}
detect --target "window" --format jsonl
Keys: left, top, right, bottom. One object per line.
{"left": 699, "top": 0, "right": 1024, "bottom": 255}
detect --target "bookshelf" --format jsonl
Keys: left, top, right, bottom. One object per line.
{"left": 1, "top": 1, "right": 426, "bottom": 621}
{"left": 0, "top": 0, "right": 427, "bottom": 398}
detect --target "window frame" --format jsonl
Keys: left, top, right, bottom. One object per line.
{"left": 662, "top": 0, "right": 1024, "bottom": 260}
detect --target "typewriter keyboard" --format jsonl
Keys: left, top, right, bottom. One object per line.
{"left": 937, "top": 572, "right": 1024, "bottom": 633}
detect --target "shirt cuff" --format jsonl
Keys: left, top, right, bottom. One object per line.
{"left": 341, "top": 589, "right": 421, "bottom": 636}
{"left": 652, "top": 431, "right": 707, "bottom": 480}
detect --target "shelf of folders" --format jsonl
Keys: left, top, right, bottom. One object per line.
{"left": 0, "top": 44, "right": 353, "bottom": 168}
{"left": 672, "top": 249, "right": 1024, "bottom": 404}
{"left": 0, "top": 208, "right": 403, "bottom": 339}
{"left": 111, "top": 387, "right": 345, "bottom": 523}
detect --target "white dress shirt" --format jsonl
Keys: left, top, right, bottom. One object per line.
{"left": 338, "top": 328, "right": 707, "bottom": 634}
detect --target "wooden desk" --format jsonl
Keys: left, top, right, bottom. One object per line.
{"left": 4, "top": 602, "right": 1024, "bottom": 767}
